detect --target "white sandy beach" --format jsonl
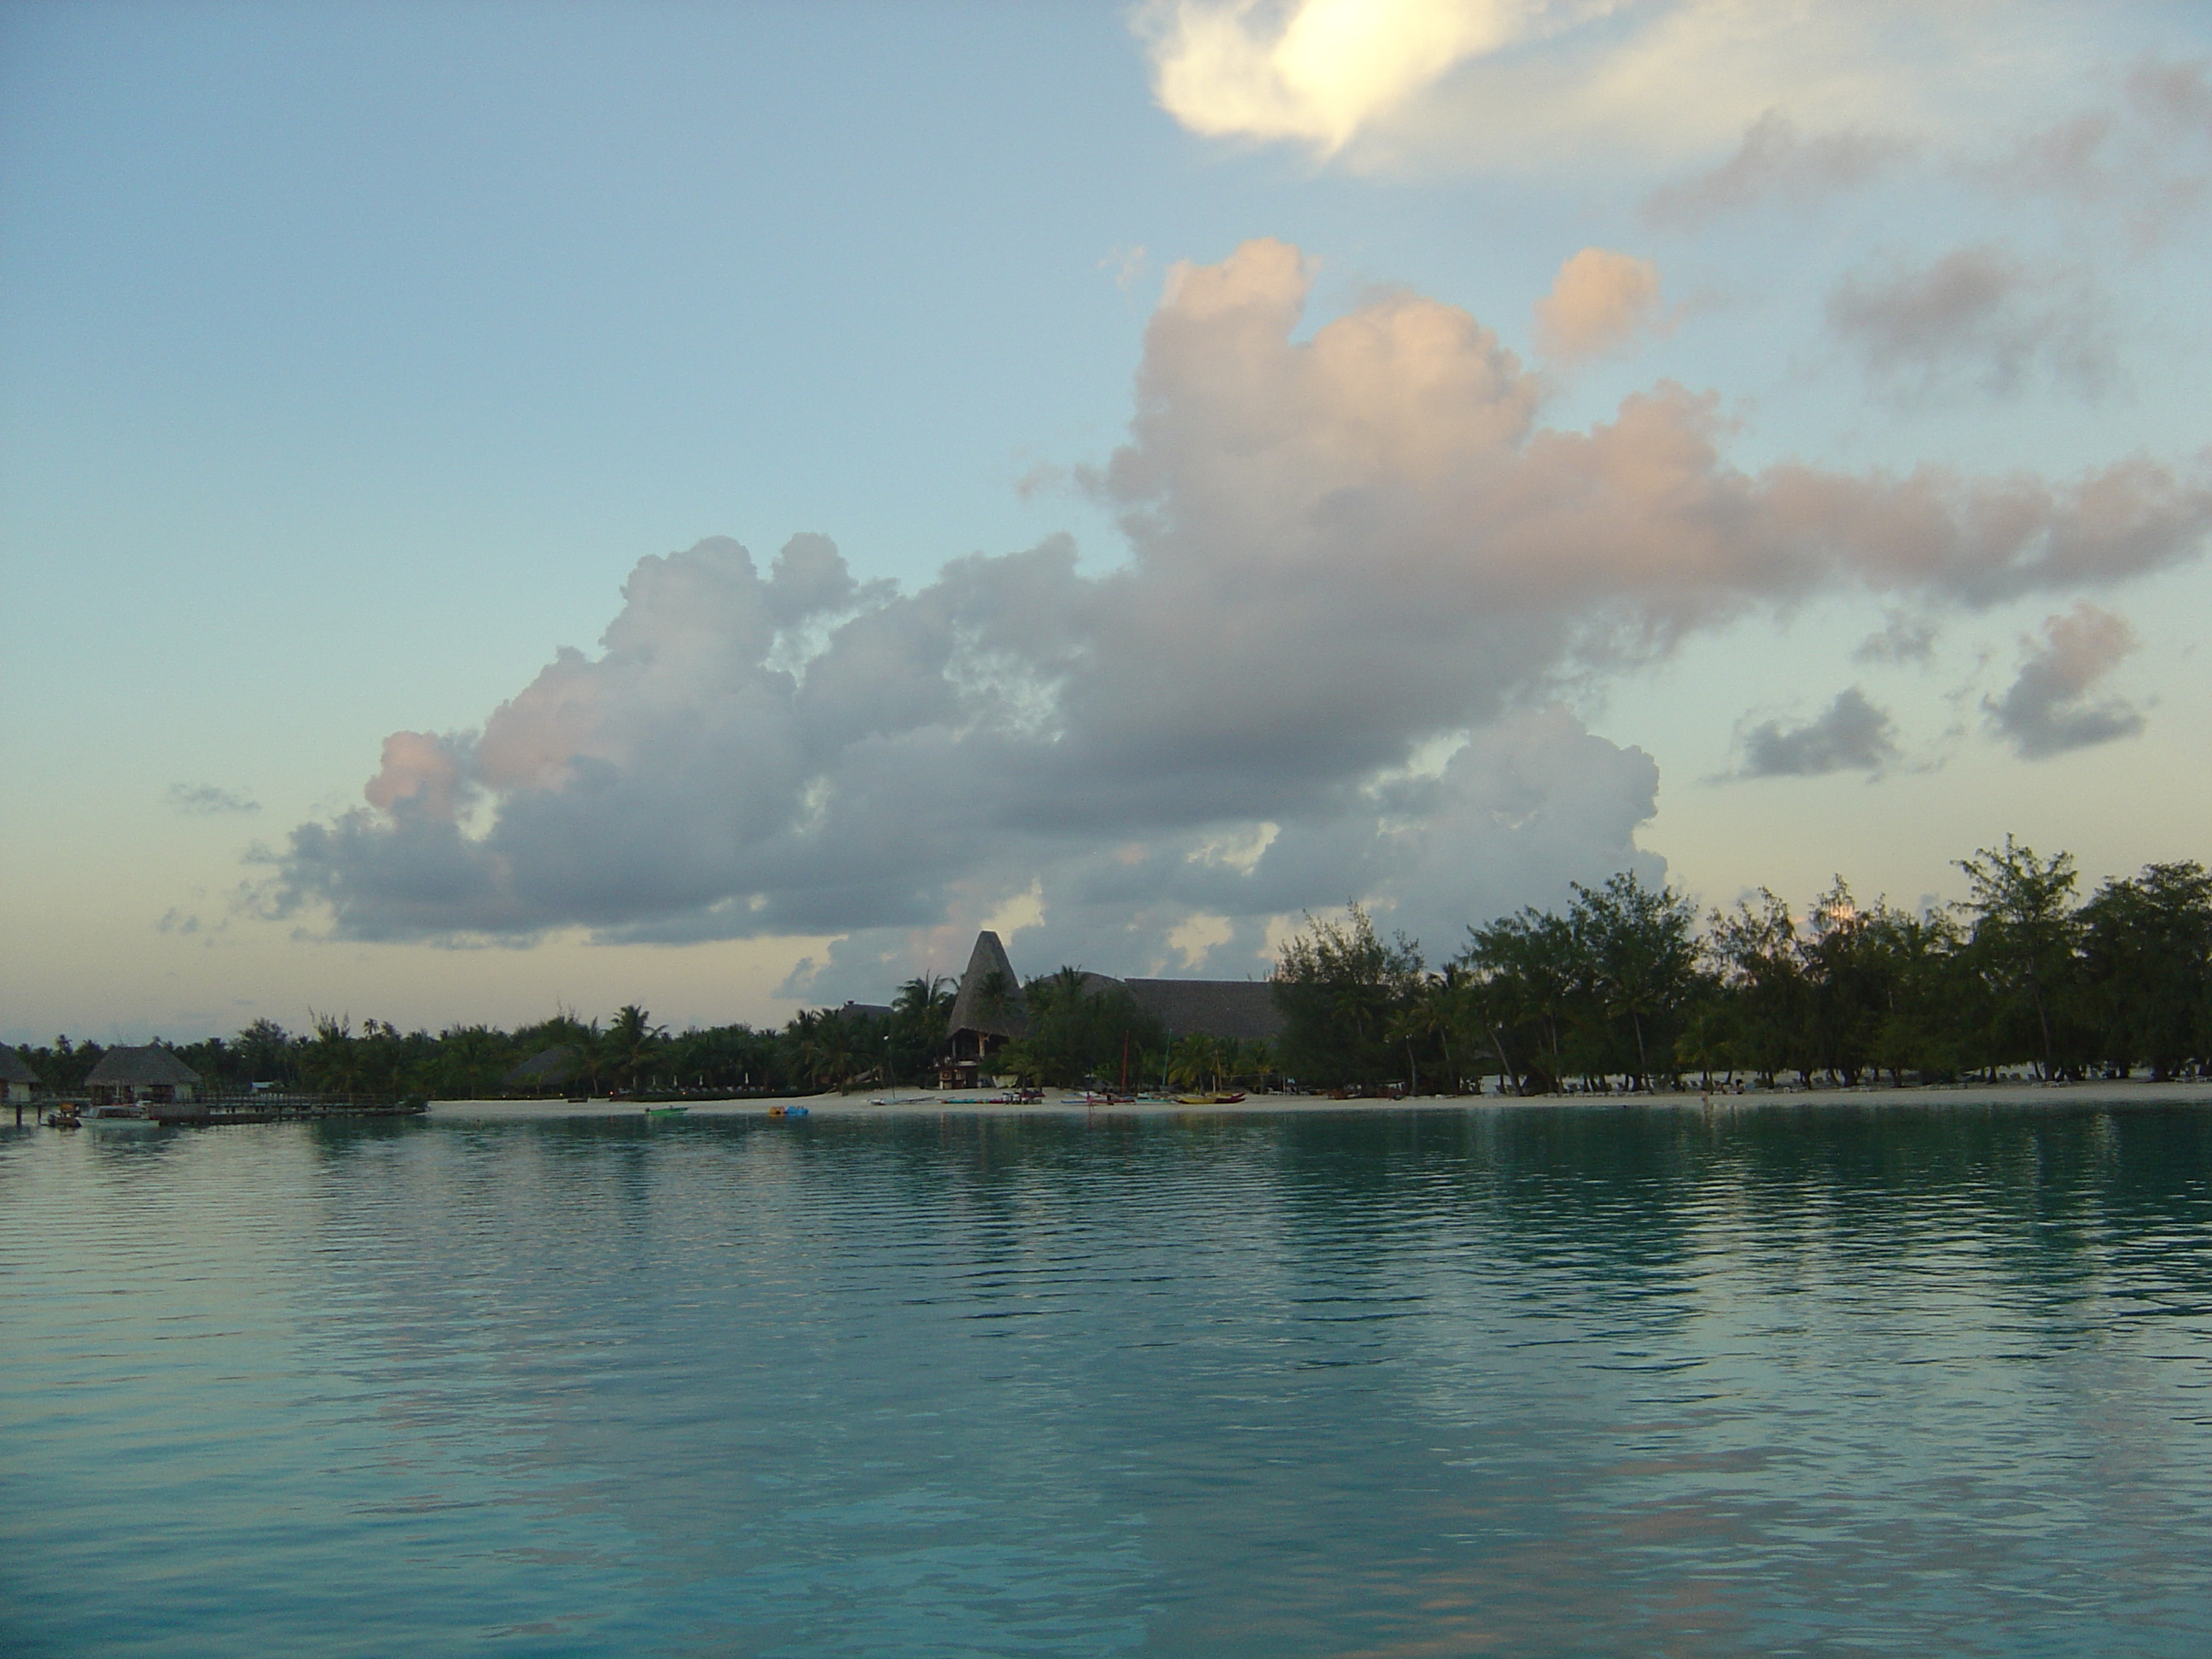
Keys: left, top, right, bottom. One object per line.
{"left": 429, "top": 1078, "right": 2212, "bottom": 1121}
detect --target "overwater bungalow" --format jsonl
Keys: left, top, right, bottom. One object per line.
{"left": 1, "top": 1049, "right": 39, "bottom": 1104}
{"left": 82, "top": 1045, "right": 201, "bottom": 1107}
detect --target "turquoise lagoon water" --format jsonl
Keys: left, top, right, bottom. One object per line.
{"left": 3, "top": 1103, "right": 2209, "bottom": 1657}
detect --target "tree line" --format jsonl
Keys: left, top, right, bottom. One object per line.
{"left": 14, "top": 837, "right": 2207, "bottom": 1100}
{"left": 1273, "top": 839, "right": 2212, "bottom": 1092}
{"left": 12, "top": 982, "right": 959, "bottom": 1102}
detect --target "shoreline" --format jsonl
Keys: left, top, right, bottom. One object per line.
{"left": 428, "top": 1077, "right": 2212, "bottom": 1121}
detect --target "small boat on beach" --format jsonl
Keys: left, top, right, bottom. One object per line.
{"left": 868, "top": 1093, "right": 935, "bottom": 1106}
{"left": 1173, "top": 1092, "right": 1246, "bottom": 1105}
{"left": 643, "top": 1105, "right": 690, "bottom": 1119}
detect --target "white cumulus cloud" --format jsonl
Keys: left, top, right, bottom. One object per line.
{"left": 265, "top": 241, "right": 2212, "bottom": 994}
{"left": 1138, "top": 0, "right": 2069, "bottom": 172}
{"left": 1534, "top": 247, "right": 1666, "bottom": 361}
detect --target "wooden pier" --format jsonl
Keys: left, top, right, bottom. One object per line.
{"left": 146, "top": 1092, "right": 430, "bottom": 1126}
{"left": 23, "top": 1093, "right": 429, "bottom": 1128}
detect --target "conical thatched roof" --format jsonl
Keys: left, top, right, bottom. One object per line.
{"left": 946, "top": 930, "right": 1027, "bottom": 1039}
{"left": 83, "top": 1045, "right": 201, "bottom": 1087}
{"left": 0, "top": 1049, "right": 38, "bottom": 1086}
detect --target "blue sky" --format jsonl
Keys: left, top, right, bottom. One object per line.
{"left": 6, "top": 1, "right": 2210, "bottom": 1044}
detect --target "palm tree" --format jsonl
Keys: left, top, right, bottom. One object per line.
{"left": 1167, "top": 1033, "right": 1223, "bottom": 1091}
{"left": 1388, "top": 969, "right": 1469, "bottom": 1094}
{"left": 974, "top": 969, "right": 1017, "bottom": 1029}
{"left": 784, "top": 1008, "right": 825, "bottom": 1088}
{"left": 303, "top": 1011, "right": 366, "bottom": 1095}
{"left": 607, "top": 1004, "right": 667, "bottom": 1093}
{"left": 573, "top": 1020, "right": 610, "bottom": 1096}
{"left": 894, "top": 974, "right": 955, "bottom": 1021}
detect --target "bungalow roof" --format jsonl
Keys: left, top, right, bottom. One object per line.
{"left": 1120, "top": 978, "right": 1284, "bottom": 1043}
{"left": 82, "top": 1045, "right": 201, "bottom": 1087}
{"left": 502, "top": 1046, "right": 578, "bottom": 1086}
{"left": 946, "top": 930, "right": 1027, "bottom": 1039}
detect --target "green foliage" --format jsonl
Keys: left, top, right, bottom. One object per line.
{"left": 1273, "top": 904, "right": 1425, "bottom": 1087}
{"left": 15, "top": 837, "right": 2207, "bottom": 1102}
{"left": 1457, "top": 872, "right": 1703, "bottom": 1093}
{"left": 1957, "top": 836, "right": 2082, "bottom": 1079}
{"left": 2077, "top": 861, "right": 2212, "bottom": 1080}
{"left": 998, "top": 969, "right": 1164, "bottom": 1087}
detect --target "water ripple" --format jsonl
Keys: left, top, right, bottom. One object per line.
{"left": 3, "top": 1103, "right": 2210, "bottom": 1656}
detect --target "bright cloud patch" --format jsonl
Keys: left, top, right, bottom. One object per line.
{"left": 1142, "top": 0, "right": 1550, "bottom": 154}
{"left": 1535, "top": 247, "right": 1664, "bottom": 361}
{"left": 1139, "top": 0, "right": 2052, "bottom": 170}
{"left": 268, "top": 241, "right": 2212, "bottom": 994}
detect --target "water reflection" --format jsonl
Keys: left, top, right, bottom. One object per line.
{"left": 3, "top": 1103, "right": 2209, "bottom": 1656}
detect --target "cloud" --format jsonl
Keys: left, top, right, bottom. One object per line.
{"left": 1984, "top": 602, "right": 2146, "bottom": 759}
{"left": 1853, "top": 611, "right": 1938, "bottom": 665}
{"left": 1988, "top": 56, "right": 2212, "bottom": 241}
{"left": 1099, "top": 243, "right": 1150, "bottom": 291}
{"left": 1825, "top": 245, "right": 2114, "bottom": 399}
{"left": 265, "top": 241, "right": 2212, "bottom": 984}
{"left": 1139, "top": 1, "right": 2073, "bottom": 173}
{"left": 1534, "top": 248, "right": 1665, "bottom": 361}
{"left": 1731, "top": 687, "right": 1897, "bottom": 778}
{"left": 168, "top": 783, "right": 259, "bottom": 816}
{"left": 1644, "top": 108, "right": 1914, "bottom": 224}
{"left": 1139, "top": 0, "right": 1546, "bottom": 155}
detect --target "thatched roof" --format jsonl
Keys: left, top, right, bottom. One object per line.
{"left": 83, "top": 1045, "right": 201, "bottom": 1087}
{"left": 502, "top": 1046, "right": 578, "bottom": 1087}
{"left": 1121, "top": 978, "right": 1284, "bottom": 1043}
{"left": 946, "top": 931, "right": 1027, "bottom": 1039}
{"left": 0, "top": 1049, "right": 38, "bottom": 1086}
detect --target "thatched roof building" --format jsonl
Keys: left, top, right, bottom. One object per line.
{"left": 934, "top": 930, "right": 1282, "bottom": 1084}
{"left": 502, "top": 1046, "right": 579, "bottom": 1091}
{"left": 940, "top": 930, "right": 1027, "bottom": 1085}
{"left": 946, "top": 931, "right": 1027, "bottom": 1041}
{"left": 83, "top": 1045, "right": 201, "bottom": 1103}
{"left": 1, "top": 1048, "right": 39, "bottom": 1103}
{"left": 1120, "top": 978, "right": 1283, "bottom": 1043}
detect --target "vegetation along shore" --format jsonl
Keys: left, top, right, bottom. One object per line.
{"left": 13, "top": 838, "right": 2209, "bottom": 1104}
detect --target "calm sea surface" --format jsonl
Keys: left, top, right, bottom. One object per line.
{"left": 3, "top": 1103, "right": 2210, "bottom": 1657}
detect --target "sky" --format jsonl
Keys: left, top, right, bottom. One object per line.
{"left": 4, "top": 0, "right": 2210, "bottom": 1046}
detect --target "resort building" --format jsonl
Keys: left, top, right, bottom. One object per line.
{"left": 940, "top": 930, "right": 1284, "bottom": 1087}
{"left": 502, "top": 1046, "right": 580, "bottom": 1095}
{"left": 1118, "top": 978, "right": 1282, "bottom": 1045}
{"left": 941, "top": 931, "right": 1028, "bottom": 1088}
{"left": 1, "top": 1050, "right": 39, "bottom": 1103}
{"left": 82, "top": 1045, "right": 201, "bottom": 1106}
